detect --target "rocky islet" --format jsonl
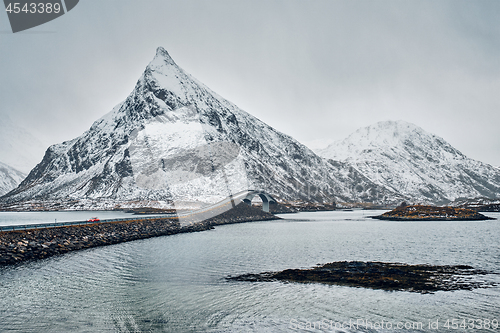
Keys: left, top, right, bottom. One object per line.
{"left": 228, "top": 261, "right": 497, "bottom": 293}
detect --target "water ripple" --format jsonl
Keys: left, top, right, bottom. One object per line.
{"left": 0, "top": 211, "right": 499, "bottom": 332}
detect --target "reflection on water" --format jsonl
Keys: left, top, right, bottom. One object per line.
{"left": 0, "top": 211, "right": 499, "bottom": 332}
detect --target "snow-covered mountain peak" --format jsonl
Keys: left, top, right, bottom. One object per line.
{"left": 319, "top": 120, "right": 464, "bottom": 162}
{"left": 361, "top": 120, "right": 421, "bottom": 143}
{"left": 147, "top": 48, "right": 185, "bottom": 90}
{"left": 87, "top": 47, "right": 203, "bottom": 135}
{"left": 316, "top": 120, "right": 500, "bottom": 203}
{"left": 347, "top": 120, "right": 429, "bottom": 147}
{"left": 154, "top": 46, "right": 176, "bottom": 66}
{"left": 137, "top": 47, "right": 228, "bottom": 121}
{"left": 2, "top": 47, "right": 397, "bottom": 209}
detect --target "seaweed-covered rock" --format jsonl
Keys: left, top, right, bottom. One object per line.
{"left": 372, "top": 205, "right": 494, "bottom": 221}
{"left": 228, "top": 261, "right": 497, "bottom": 293}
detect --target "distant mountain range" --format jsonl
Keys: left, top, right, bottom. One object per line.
{"left": 0, "top": 115, "right": 47, "bottom": 174}
{"left": 1, "top": 49, "right": 499, "bottom": 210}
{"left": 316, "top": 121, "right": 500, "bottom": 204}
{"left": 0, "top": 47, "right": 397, "bottom": 210}
{"left": 0, "top": 162, "right": 25, "bottom": 196}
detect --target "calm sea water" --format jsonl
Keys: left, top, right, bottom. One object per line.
{"left": 0, "top": 210, "right": 499, "bottom": 332}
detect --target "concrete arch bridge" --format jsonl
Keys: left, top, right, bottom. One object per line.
{"left": 240, "top": 190, "right": 277, "bottom": 212}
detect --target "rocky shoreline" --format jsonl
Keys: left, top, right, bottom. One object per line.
{"left": 227, "top": 261, "right": 497, "bottom": 293}
{"left": 372, "top": 205, "right": 495, "bottom": 221}
{"left": 0, "top": 203, "right": 279, "bottom": 266}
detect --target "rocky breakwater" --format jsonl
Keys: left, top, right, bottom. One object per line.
{"left": 0, "top": 217, "right": 182, "bottom": 266}
{"left": 372, "top": 205, "right": 495, "bottom": 221}
{"left": 0, "top": 203, "right": 279, "bottom": 266}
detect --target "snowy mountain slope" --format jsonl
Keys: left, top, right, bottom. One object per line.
{"left": 316, "top": 121, "right": 500, "bottom": 204}
{"left": 450, "top": 197, "right": 500, "bottom": 206}
{"left": 1, "top": 48, "right": 400, "bottom": 209}
{"left": 0, "top": 161, "right": 26, "bottom": 196}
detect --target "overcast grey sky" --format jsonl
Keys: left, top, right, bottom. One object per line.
{"left": 1, "top": 0, "right": 499, "bottom": 173}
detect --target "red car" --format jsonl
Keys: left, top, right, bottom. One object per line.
{"left": 87, "top": 217, "right": 100, "bottom": 222}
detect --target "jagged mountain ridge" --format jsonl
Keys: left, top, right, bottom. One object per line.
{"left": 316, "top": 121, "right": 500, "bottom": 204}
{"left": 0, "top": 161, "right": 26, "bottom": 196}
{"left": 1, "top": 47, "right": 399, "bottom": 209}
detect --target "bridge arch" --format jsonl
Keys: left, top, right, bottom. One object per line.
{"left": 242, "top": 190, "right": 277, "bottom": 212}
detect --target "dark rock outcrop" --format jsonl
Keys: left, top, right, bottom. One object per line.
{"left": 372, "top": 205, "right": 495, "bottom": 221}
{"left": 228, "top": 261, "right": 497, "bottom": 293}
